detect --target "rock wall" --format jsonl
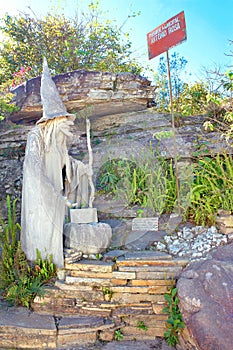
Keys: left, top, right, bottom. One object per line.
{"left": 0, "top": 69, "right": 232, "bottom": 220}
{"left": 0, "top": 110, "right": 231, "bottom": 221}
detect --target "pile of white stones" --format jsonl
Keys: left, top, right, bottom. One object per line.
{"left": 154, "top": 225, "right": 232, "bottom": 261}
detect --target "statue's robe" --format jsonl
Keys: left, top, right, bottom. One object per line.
{"left": 21, "top": 126, "right": 89, "bottom": 267}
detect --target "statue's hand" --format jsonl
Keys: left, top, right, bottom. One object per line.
{"left": 63, "top": 197, "right": 79, "bottom": 208}
{"left": 63, "top": 196, "right": 72, "bottom": 208}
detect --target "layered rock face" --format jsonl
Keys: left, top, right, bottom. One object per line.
{"left": 9, "top": 70, "right": 156, "bottom": 124}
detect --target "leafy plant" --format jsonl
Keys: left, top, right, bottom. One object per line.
{"left": 118, "top": 165, "right": 148, "bottom": 207}
{"left": 162, "top": 285, "right": 185, "bottom": 346}
{"left": 95, "top": 253, "right": 102, "bottom": 260}
{"left": 186, "top": 153, "right": 233, "bottom": 225}
{"left": 137, "top": 320, "right": 148, "bottom": 331}
{"left": 114, "top": 328, "right": 124, "bottom": 341}
{"left": 0, "top": 196, "right": 56, "bottom": 308}
{"left": 102, "top": 286, "right": 113, "bottom": 301}
{"left": 0, "top": 195, "right": 21, "bottom": 289}
{"left": 33, "top": 249, "right": 56, "bottom": 283}
{"left": 137, "top": 209, "right": 144, "bottom": 218}
{"left": 4, "top": 273, "right": 46, "bottom": 308}
{"left": 98, "top": 150, "right": 178, "bottom": 215}
{"left": 97, "top": 158, "right": 135, "bottom": 194}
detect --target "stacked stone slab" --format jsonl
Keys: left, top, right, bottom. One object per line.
{"left": 29, "top": 251, "right": 188, "bottom": 348}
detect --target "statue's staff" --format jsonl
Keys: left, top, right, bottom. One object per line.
{"left": 65, "top": 117, "right": 95, "bottom": 209}
{"left": 86, "top": 118, "right": 95, "bottom": 208}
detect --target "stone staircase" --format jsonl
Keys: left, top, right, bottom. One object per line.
{"left": 0, "top": 251, "right": 189, "bottom": 349}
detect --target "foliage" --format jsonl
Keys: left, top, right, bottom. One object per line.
{"left": 154, "top": 52, "right": 188, "bottom": 112}
{"left": 0, "top": 2, "right": 143, "bottom": 85}
{"left": 178, "top": 82, "right": 209, "bottom": 116}
{"left": 0, "top": 196, "right": 21, "bottom": 289}
{"left": 162, "top": 158, "right": 178, "bottom": 213}
{"left": 137, "top": 320, "right": 148, "bottom": 331}
{"left": 162, "top": 285, "right": 185, "bottom": 347}
{"left": 96, "top": 150, "right": 233, "bottom": 226}
{"left": 202, "top": 72, "right": 233, "bottom": 143}
{"left": 186, "top": 153, "right": 233, "bottom": 226}
{"left": 102, "top": 286, "right": 114, "bottom": 301}
{"left": 97, "top": 150, "right": 177, "bottom": 215}
{"left": 98, "top": 152, "right": 233, "bottom": 226}
{"left": 0, "top": 80, "right": 19, "bottom": 121}
{"left": 11, "top": 66, "right": 32, "bottom": 88}
{"left": 114, "top": 328, "right": 124, "bottom": 341}
{"left": 97, "top": 158, "right": 136, "bottom": 194}
{"left": 0, "top": 196, "right": 56, "bottom": 308}
{"left": 118, "top": 164, "right": 149, "bottom": 207}
{"left": 33, "top": 249, "right": 57, "bottom": 283}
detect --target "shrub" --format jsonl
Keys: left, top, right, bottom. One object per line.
{"left": 186, "top": 153, "right": 233, "bottom": 225}
{"left": 0, "top": 196, "right": 56, "bottom": 308}
{"left": 96, "top": 158, "right": 136, "bottom": 194}
{"left": 97, "top": 151, "right": 178, "bottom": 215}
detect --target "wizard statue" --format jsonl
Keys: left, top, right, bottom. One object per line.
{"left": 20, "top": 58, "right": 92, "bottom": 267}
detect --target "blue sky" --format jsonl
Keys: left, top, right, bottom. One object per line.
{"left": 1, "top": 0, "right": 233, "bottom": 82}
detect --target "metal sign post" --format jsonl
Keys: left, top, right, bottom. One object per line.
{"left": 166, "top": 50, "right": 181, "bottom": 214}
{"left": 147, "top": 11, "right": 187, "bottom": 214}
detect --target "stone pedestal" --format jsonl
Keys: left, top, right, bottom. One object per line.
{"left": 64, "top": 222, "right": 112, "bottom": 255}
{"left": 70, "top": 208, "right": 98, "bottom": 224}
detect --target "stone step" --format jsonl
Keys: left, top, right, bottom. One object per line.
{"left": 0, "top": 305, "right": 115, "bottom": 349}
{"left": 25, "top": 255, "right": 188, "bottom": 349}
{"left": 65, "top": 260, "right": 115, "bottom": 273}
{"left": 31, "top": 255, "right": 179, "bottom": 319}
{"left": 0, "top": 306, "right": 56, "bottom": 349}
{"left": 122, "top": 325, "right": 166, "bottom": 339}
{"left": 57, "top": 315, "right": 115, "bottom": 348}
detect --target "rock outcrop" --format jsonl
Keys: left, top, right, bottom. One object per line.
{"left": 9, "top": 70, "right": 156, "bottom": 124}
{"left": 177, "top": 242, "right": 233, "bottom": 350}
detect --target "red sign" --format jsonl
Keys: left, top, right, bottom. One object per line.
{"left": 147, "top": 11, "right": 187, "bottom": 60}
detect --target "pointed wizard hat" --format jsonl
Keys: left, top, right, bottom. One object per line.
{"left": 37, "top": 57, "right": 75, "bottom": 124}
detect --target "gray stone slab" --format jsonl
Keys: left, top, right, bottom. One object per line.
{"left": 132, "top": 217, "right": 158, "bottom": 231}
{"left": 124, "top": 230, "right": 148, "bottom": 245}
{"left": 165, "top": 213, "right": 183, "bottom": 233}
{"left": 0, "top": 307, "right": 56, "bottom": 330}
{"left": 122, "top": 250, "right": 172, "bottom": 261}
{"left": 125, "top": 231, "right": 156, "bottom": 250}
{"left": 101, "top": 340, "right": 163, "bottom": 349}
{"left": 109, "top": 220, "right": 132, "bottom": 248}
{"left": 102, "top": 250, "right": 126, "bottom": 262}
{"left": 58, "top": 316, "right": 104, "bottom": 330}
{"left": 153, "top": 230, "right": 167, "bottom": 242}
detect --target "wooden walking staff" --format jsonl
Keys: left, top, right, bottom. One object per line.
{"left": 86, "top": 118, "right": 95, "bottom": 208}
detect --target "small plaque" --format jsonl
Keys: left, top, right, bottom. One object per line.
{"left": 132, "top": 217, "right": 158, "bottom": 231}
{"left": 70, "top": 208, "right": 98, "bottom": 224}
